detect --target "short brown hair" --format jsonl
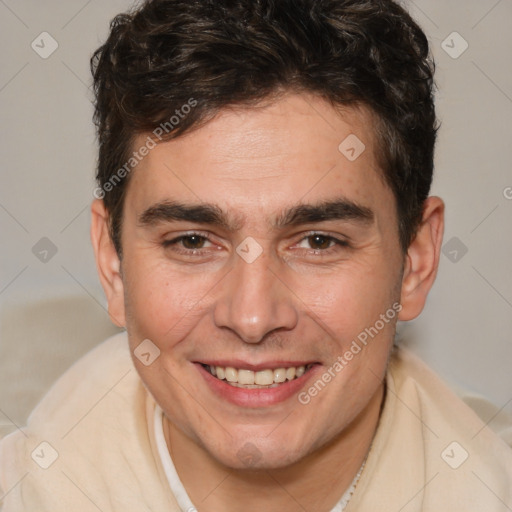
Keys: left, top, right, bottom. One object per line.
{"left": 91, "top": 0, "right": 437, "bottom": 257}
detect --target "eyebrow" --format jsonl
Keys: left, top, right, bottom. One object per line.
{"left": 138, "top": 201, "right": 237, "bottom": 230}
{"left": 275, "top": 199, "right": 374, "bottom": 228}
{"left": 138, "top": 198, "right": 374, "bottom": 231}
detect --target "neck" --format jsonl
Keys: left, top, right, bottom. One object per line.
{"left": 164, "top": 383, "right": 384, "bottom": 512}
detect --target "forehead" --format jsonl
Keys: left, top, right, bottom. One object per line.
{"left": 125, "top": 93, "right": 393, "bottom": 224}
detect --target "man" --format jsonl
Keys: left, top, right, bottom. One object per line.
{"left": 1, "top": 0, "right": 511, "bottom": 510}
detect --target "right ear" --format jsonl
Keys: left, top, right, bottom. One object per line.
{"left": 90, "top": 199, "right": 126, "bottom": 327}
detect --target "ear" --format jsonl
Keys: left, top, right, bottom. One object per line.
{"left": 90, "top": 199, "right": 126, "bottom": 327}
{"left": 399, "top": 196, "right": 445, "bottom": 321}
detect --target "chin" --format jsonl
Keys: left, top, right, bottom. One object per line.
{"left": 206, "top": 435, "right": 312, "bottom": 471}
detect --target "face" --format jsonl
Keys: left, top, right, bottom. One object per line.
{"left": 106, "top": 94, "right": 407, "bottom": 469}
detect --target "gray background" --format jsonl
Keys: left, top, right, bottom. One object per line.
{"left": 1, "top": 0, "right": 511, "bottom": 432}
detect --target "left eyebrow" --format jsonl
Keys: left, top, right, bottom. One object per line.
{"left": 274, "top": 199, "right": 374, "bottom": 228}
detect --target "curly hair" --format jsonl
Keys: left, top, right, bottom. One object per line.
{"left": 91, "top": 0, "right": 437, "bottom": 257}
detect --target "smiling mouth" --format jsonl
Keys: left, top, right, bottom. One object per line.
{"left": 201, "top": 363, "right": 316, "bottom": 389}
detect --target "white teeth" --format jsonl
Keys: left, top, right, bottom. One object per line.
{"left": 225, "top": 367, "right": 237, "bottom": 383}
{"left": 206, "top": 363, "right": 312, "bottom": 386}
{"left": 286, "top": 367, "right": 296, "bottom": 380}
{"left": 238, "top": 369, "right": 255, "bottom": 385}
{"left": 254, "top": 369, "right": 274, "bottom": 386}
{"left": 229, "top": 382, "right": 280, "bottom": 389}
{"left": 273, "top": 368, "right": 287, "bottom": 383}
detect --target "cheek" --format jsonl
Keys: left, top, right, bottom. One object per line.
{"left": 122, "top": 257, "right": 208, "bottom": 342}
{"left": 294, "top": 258, "right": 398, "bottom": 339}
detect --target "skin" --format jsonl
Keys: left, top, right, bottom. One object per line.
{"left": 91, "top": 93, "right": 444, "bottom": 512}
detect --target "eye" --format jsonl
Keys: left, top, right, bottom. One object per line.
{"left": 305, "top": 234, "right": 334, "bottom": 250}
{"left": 294, "top": 233, "right": 349, "bottom": 252}
{"left": 162, "top": 233, "right": 213, "bottom": 251}
{"left": 179, "top": 234, "right": 209, "bottom": 249}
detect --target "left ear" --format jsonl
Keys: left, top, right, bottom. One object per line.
{"left": 399, "top": 196, "right": 445, "bottom": 321}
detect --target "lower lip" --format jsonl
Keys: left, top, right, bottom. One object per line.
{"left": 196, "top": 363, "right": 321, "bottom": 408}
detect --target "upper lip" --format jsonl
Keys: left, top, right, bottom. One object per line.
{"left": 196, "top": 360, "right": 318, "bottom": 371}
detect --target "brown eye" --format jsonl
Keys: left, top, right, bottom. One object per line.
{"left": 181, "top": 235, "right": 207, "bottom": 249}
{"left": 294, "top": 233, "right": 349, "bottom": 253}
{"left": 162, "top": 233, "right": 211, "bottom": 253}
{"left": 307, "top": 234, "right": 334, "bottom": 250}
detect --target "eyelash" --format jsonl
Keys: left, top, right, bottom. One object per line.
{"left": 162, "top": 231, "right": 350, "bottom": 255}
{"left": 162, "top": 232, "right": 214, "bottom": 254}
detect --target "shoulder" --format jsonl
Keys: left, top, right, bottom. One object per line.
{"left": 389, "top": 346, "right": 510, "bottom": 445}
{"left": 349, "top": 346, "right": 512, "bottom": 511}
{"left": 391, "top": 346, "right": 512, "bottom": 507}
{"left": 0, "top": 332, "right": 174, "bottom": 511}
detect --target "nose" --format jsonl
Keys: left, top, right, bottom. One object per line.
{"left": 213, "top": 247, "right": 298, "bottom": 344}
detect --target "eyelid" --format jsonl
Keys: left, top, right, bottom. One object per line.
{"left": 296, "top": 231, "right": 350, "bottom": 246}
{"left": 162, "top": 231, "right": 215, "bottom": 247}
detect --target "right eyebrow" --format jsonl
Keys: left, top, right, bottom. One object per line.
{"left": 138, "top": 200, "right": 243, "bottom": 231}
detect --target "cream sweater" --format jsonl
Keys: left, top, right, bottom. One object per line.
{"left": 1, "top": 332, "right": 511, "bottom": 511}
